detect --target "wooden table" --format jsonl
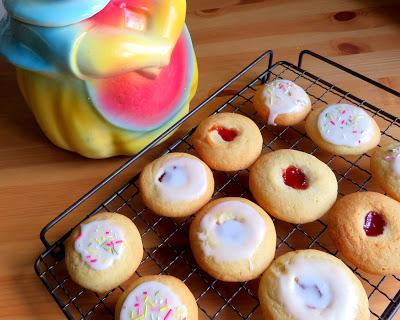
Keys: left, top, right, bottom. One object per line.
{"left": 0, "top": 0, "right": 399, "bottom": 319}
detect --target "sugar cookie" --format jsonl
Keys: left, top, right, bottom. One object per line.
{"left": 115, "top": 275, "right": 198, "bottom": 320}
{"left": 370, "top": 142, "right": 400, "bottom": 201}
{"left": 253, "top": 79, "right": 311, "bottom": 126}
{"left": 193, "top": 113, "right": 263, "bottom": 171}
{"left": 259, "top": 249, "right": 369, "bottom": 320}
{"left": 65, "top": 212, "right": 143, "bottom": 292}
{"left": 189, "top": 197, "right": 276, "bottom": 282}
{"left": 249, "top": 149, "right": 338, "bottom": 224}
{"left": 140, "top": 152, "right": 214, "bottom": 218}
{"left": 305, "top": 104, "right": 380, "bottom": 155}
{"left": 328, "top": 192, "right": 400, "bottom": 275}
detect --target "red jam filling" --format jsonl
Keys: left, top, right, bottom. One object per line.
{"left": 283, "top": 166, "right": 309, "bottom": 190}
{"left": 363, "top": 211, "right": 386, "bottom": 236}
{"left": 210, "top": 126, "right": 239, "bottom": 142}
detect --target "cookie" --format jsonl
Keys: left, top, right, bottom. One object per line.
{"left": 193, "top": 112, "right": 263, "bottom": 171}
{"left": 115, "top": 275, "right": 198, "bottom": 320}
{"left": 249, "top": 149, "right": 338, "bottom": 224}
{"left": 140, "top": 152, "right": 214, "bottom": 218}
{"left": 329, "top": 192, "right": 400, "bottom": 275}
{"left": 259, "top": 249, "right": 369, "bottom": 320}
{"left": 370, "top": 142, "right": 400, "bottom": 201}
{"left": 305, "top": 103, "right": 380, "bottom": 155}
{"left": 65, "top": 212, "right": 143, "bottom": 293}
{"left": 253, "top": 79, "right": 311, "bottom": 126}
{"left": 189, "top": 197, "right": 276, "bottom": 282}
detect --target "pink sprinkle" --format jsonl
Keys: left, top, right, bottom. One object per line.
{"left": 330, "top": 120, "right": 336, "bottom": 125}
{"left": 165, "top": 298, "right": 168, "bottom": 305}
{"left": 341, "top": 110, "right": 346, "bottom": 114}
{"left": 105, "top": 231, "right": 110, "bottom": 235}
{"left": 134, "top": 303, "right": 139, "bottom": 308}
{"left": 135, "top": 296, "right": 139, "bottom": 303}
{"left": 115, "top": 240, "right": 123, "bottom": 244}
{"left": 86, "top": 255, "right": 91, "bottom": 259}
{"left": 341, "top": 120, "right": 345, "bottom": 125}
{"left": 106, "top": 242, "right": 113, "bottom": 247}
{"left": 352, "top": 130, "right": 357, "bottom": 133}
{"left": 143, "top": 291, "right": 148, "bottom": 296}
{"left": 164, "top": 309, "right": 172, "bottom": 320}
{"left": 358, "top": 140, "right": 361, "bottom": 144}
{"left": 90, "top": 259, "right": 97, "bottom": 263}
{"left": 75, "top": 233, "right": 82, "bottom": 241}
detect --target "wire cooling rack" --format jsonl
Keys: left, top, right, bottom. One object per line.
{"left": 35, "top": 50, "right": 400, "bottom": 320}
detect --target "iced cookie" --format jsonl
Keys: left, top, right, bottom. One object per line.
{"left": 140, "top": 153, "right": 214, "bottom": 218}
{"left": 305, "top": 104, "right": 380, "bottom": 155}
{"left": 65, "top": 212, "right": 143, "bottom": 293}
{"left": 115, "top": 275, "right": 198, "bottom": 320}
{"left": 259, "top": 249, "right": 369, "bottom": 320}
{"left": 253, "top": 79, "right": 311, "bottom": 126}
{"left": 249, "top": 150, "right": 338, "bottom": 224}
{"left": 189, "top": 197, "right": 276, "bottom": 282}
{"left": 328, "top": 192, "right": 400, "bottom": 275}
{"left": 370, "top": 142, "right": 400, "bottom": 201}
{"left": 193, "top": 113, "right": 263, "bottom": 171}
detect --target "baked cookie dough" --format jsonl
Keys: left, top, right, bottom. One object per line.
{"left": 249, "top": 149, "right": 338, "bottom": 224}
{"left": 115, "top": 275, "right": 198, "bottom": 320}
{"left": 253, "top": 79, "right": 311, "bottom": 126}
{"left": 370, "top": 142, "right": 400, "bottom": 201}
{"left": 305, "top": 104, "right": 380, "bottom": 155}
{"left": 65, "top": 212, "right": 143, "bottom": 293}
{"left": 328, "top": 192, "right": 400, "bottom": 275}
{"left": 193, "top": 112, "right": 263, "bottom": 171}
{"left": 140, "top": 152, "right": 214, "bottom": 218}
{"left": 259, "top": 249, "right": 369, "bottom": 320}
{"left": 189, "top": 197, "right": 276, "bottom": 282}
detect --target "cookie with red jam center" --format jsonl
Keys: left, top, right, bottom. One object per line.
{"left": 328, "top": 191, "right": 400, "bottom": 275}
{"left": 249, "top": 149, "right": 338, "bottom": 224}
{"left": 193, "top": 113, "right": 263, "bottom": 172}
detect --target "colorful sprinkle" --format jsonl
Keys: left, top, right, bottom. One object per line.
{"left": 164, "top": 310, "right": 172, "bottom": 320}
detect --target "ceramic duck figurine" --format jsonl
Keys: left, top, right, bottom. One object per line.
{"left": 0, "top": 0, "right": 198, "bottom": 158}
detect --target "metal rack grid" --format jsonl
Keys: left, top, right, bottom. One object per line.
{"left": 35, "top": 50, "right": 400, "bottom": 320}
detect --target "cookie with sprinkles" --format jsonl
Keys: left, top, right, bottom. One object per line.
{"left": 115, "top": 275, "right": 198, "bottom": 320}
{"left": 253, "top": 79, "right": 311, "bottom": 126}
{"left": 305, "top": 104, "right": 380, "bottom": 155}
{"left": 370, "top": 142, "right": 400, "bottom": 201}
{"left": 65, "top": 212, "right": 143, "bottom": 293}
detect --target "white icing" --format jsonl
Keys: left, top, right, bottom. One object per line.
{"left": 74, "top": 220, "right": 125, "bottom": 271}
{"left": 197, "top": 200, "right": 266, "bottom": 263}
{"left": 120, "top": 281, "right": 188, "bottom": 320}
{"left": 261, "top": 79, "right": 310, "bottom": 125}
{"left": 384, "top": 146, "right": 400, "bottom": 177}
{"left": 318, "top": 104, "right": 374, "bottom": 147}
{"left": 278, "top": 256, "right": 358, "bottom": 320}
{"left": 393, "top": 156, "right": 400, "bottom": 176}
{"left": 156, "top": 157, "right": 208, "bottom": 201}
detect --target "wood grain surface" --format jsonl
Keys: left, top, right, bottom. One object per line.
{"left": 0, "top": 0, "right": 399, "bottom": 319}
